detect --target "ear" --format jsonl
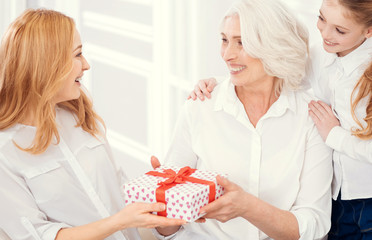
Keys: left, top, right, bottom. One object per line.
{"left": 365, "top": 26, "right": 372, "bottom": 38}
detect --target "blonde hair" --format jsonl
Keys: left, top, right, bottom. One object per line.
{"left": 0, "top": 9, "right": 104, "bottom": 154}
{"left": 351, "top": 62, "right": 372, "bottom": 139}
{"left": 338, "top": 0, "right": 372, "bottom": 28}
{"left": 221, "top": 0, "right": 309, "bottom": 94}
{"left": 338, "top": 0, "right": 372, "bottom": 139}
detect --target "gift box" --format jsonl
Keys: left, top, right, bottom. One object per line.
{"left": 123, "top": 166, "right": 225, "bottom": 222}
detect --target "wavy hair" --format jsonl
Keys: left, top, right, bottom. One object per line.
{"left": 0, "top": 9, "right": 104, "bottom": 154}
{"left": 221, "top": 0, "right": 309, "bottom": 94}
{"left": 337, "top": 0, "right": 372, "bottom": 139}
{"left": 351, "top": 63, "right": 372, "bottom": 139}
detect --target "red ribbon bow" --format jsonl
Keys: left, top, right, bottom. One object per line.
{"left": 146, "top": 166, "right": 216, "bottom": 217}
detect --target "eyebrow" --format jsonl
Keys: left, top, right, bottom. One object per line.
{"left": 73, "top": 44, "right": 82, "bottom": 52}
{"left": 319, "top": 10, "right": 350, "bottom": 31}
{"left": 220, "top": 33, "right": 241, "bottom": 39}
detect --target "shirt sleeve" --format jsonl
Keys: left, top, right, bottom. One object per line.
{"left": 326, "top": 126, "right": 372, "bottom": 163}
{"left": 291, "top": 124, "right": 333, "bottom": 239}
{"left": 164, "top": 101, "right": 198, "bottom": 168}
{"left": 0, "top": 154, "right": 71, "bottom": 240}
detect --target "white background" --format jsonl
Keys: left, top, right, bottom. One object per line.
{"left": 0, "top": 0, "right": 322, "bottom": 179}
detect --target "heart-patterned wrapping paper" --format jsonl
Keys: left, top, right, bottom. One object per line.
{"left": 123, "top": 166, "right": 225, "bottom": 222}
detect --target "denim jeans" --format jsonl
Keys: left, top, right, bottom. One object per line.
{"left": 328, "top": 194, "right": 372, "bottom": 240}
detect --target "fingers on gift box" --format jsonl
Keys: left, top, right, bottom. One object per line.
{"left": 123, "top": 166, "right": 225, "bottom": 222}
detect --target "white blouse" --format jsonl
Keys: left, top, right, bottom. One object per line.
{"left": 307, "top": 38, "right": 372, "bottom": 200}
{"left": 164, "top": 79, "right": 333, "bottom": 240}
{"left": 0, "top": 108, "right": 140, "bottom": 240}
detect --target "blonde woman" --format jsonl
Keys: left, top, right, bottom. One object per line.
{"left": 0, "top": 9, "right": 184, "bottom": 240}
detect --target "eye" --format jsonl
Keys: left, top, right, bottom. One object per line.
{"left": 221, "top": 38, "right": 228, "bottom": 43}
{"left": 318, "top": 15, "right": 324, "bottom": 22}
{"left": 75, "top": 52, "right": 83, "bottom": 57}
{"left": 336, "top": 28, "right": 345, "bottom": 34}
{"left": 238, "top": 41, "right": 243, "bottom": 45}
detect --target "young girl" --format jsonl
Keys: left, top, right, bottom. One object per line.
{"left": 0, "top": 9, "right": 184, "bottom": 240}
{"left": 189, "top": 0, "right": 372, "bottom": 238}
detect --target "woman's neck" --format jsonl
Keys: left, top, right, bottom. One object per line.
{"left": 20, "top": 105, "right": 57, "bottom": 126}
{"left": 235, "top": 78, "right": 279, "bottom": 127}
{"left": 20, "top": 112, "right": 36, "bottom": 126}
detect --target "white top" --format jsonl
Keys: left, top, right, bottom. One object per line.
{"left": 307, "top": 38, "right": 372, "bottom": 200}
{"left": 0, "top": 108, "right": 140, "bottom": 240}
{"left": 164, "top": 79, "right": 333, "bottom": 240}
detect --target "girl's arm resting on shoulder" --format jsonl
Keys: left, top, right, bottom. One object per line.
{"left": 326, "top": 126, "right": 372, "bottom": 163}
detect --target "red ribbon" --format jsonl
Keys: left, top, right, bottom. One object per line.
{"left": 146, "top": 166, "right": 216, "bottom": 217}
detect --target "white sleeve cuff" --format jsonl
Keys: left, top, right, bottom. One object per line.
{"left": 292, "top": 210, "right": 329, "bottom": 240}
{"left": 151, "top": 226, "right": 184, "bottom": 240}
{"left": 21, "top": 217, "right": 71, "bottom": 240}
{"left": 292, "top": 211, "right": 317, "bottom": 240}
{"left": 325, "top": 126, "right": 347, "bottom": 152}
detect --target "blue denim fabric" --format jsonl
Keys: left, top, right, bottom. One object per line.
{"left": 328, "top": 195, "right": 372, "bottom": 240}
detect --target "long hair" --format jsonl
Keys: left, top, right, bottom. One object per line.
{"left": 221, "top": 0, "right": 309, "bottom": 94}
{"left": 351, "top": 62, "right": 372, "bottom": 139}
{"left": 0, "top": 9, "right": 104, "bottom": 154}
{"left": 338, "top": 0, "right": 372, "bottom": 139}
{"left": 338, "top": 0, "right": 372, "bottom": 28}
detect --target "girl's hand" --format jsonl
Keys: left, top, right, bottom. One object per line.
{"left": 188, "top": 78, "right": 217, "bottom": 101}
{"left": 308, "top": 100, "right": 340, "bottom": 141}
{"left": 199, "top": 176, "right": 249, "bottom": 223}
{"left": 115, "top": 202, "right": 186, "bottom": 229}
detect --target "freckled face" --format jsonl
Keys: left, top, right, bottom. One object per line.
{"left": 317, "top": 0, "right": 371, "bottom": 57}
{"left": 54, "top": 28, "right": 90, "bottom": 104}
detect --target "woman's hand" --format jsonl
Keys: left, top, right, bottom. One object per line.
{"left": 56, "top": 202, "right": 185, "bottom": 240}
{"left": 200, "top": 176, "right": 249, "bottom": 222}
{"left": 151, "top": 156, "right": 161, "bottom": 169}
{"left": 308, "top": 100, "right": 340, "bottom": 141}
{"left": 114, "top": 202, "right": 186, "bottom": 229}
{"left": 199, "top": 176, "right": 299, "bottom": 240}
{"left": 188, "top": 78, "right": 217, "bottom": 101}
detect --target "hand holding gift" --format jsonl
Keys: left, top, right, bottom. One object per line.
{"left": 199, "top": 175, "right": 252, "bottom": 222}
{"left": 123, "top": 164, "right": 225, "bottom": 222}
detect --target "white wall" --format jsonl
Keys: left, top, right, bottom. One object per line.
{"left": 0, "top": 0, "right": 323, "bottom": 179}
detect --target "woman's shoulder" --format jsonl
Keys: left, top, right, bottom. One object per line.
{"left": 0, "top": 125, "right": 31, "bottom": 149}
{"left": 184, "top": 78, "right": 229, "bottom": 117}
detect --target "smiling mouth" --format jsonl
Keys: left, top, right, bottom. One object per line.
{"left": 229, "top": 66, "right": 246, "bottom": 74}
{"left": 324, "top": 39, "right": 337, "bottom": 46}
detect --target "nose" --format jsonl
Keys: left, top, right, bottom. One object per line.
{"left": 82, "top": 56, "right": 90, "bottom": 71}
{"left": 319, "top": 23, "right": 332, "bottom": 40}
{"left": 222, "top": 43, "right": 238, "bottom": 62}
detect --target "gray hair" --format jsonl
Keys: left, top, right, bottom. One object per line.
{"left": 221, "top": 0, "right": 309, "bottom": 92}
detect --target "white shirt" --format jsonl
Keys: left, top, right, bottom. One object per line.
{"left": 164, "top": 79, "right": 333, "bottom": 240}
{"left": 0, "top": 108, "right": 140, "bottom": 240}
{"left": 308, "top": 38, "right": 372, "bottom": 200}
